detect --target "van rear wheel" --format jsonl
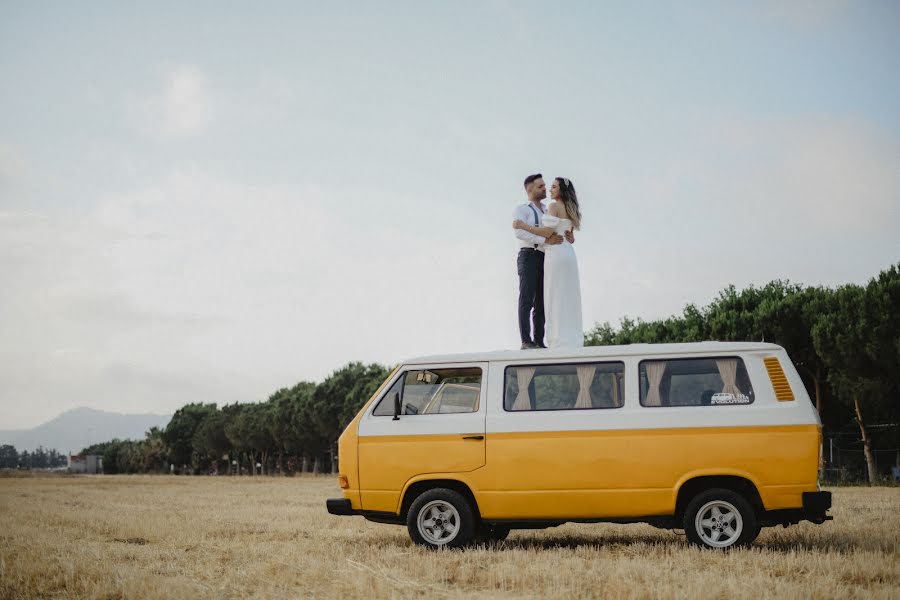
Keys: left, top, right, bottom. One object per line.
{"left": 407, "top": 488, "right": 475, "bottom": 549}
{"left": 684, "top": 488, "right": 758, "bottom": 550}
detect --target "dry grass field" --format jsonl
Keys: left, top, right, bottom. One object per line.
{"left": 0, "top": 475, "right": 897, "bottom": 600}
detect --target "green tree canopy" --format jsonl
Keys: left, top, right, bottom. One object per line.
{"left": 163, "top": 403, "right": 218, "bottom": 466}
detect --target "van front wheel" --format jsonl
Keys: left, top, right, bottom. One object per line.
{"left": 407, "top": 488, "right": 475, "bottom": 549}
{"left": 684, "top": 488, "right": 758, "bottom": 550}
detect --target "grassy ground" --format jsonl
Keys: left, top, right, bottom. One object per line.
{"left": 0, "top": 474, "right": 897, "bottom": 599}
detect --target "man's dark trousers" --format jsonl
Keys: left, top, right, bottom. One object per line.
{"left": 517, "top": 248, "right": 545, "bottom": 345}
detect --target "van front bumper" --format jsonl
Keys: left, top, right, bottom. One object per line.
{"left": 325, "top": 498, "right": 405, "bottom": 524}
{"left": 326, "top": 498, "right": 354, "bottom": 516}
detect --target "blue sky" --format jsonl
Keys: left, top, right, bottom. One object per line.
{"left": 1, "top": 1, "right": 898, "bottom": 428}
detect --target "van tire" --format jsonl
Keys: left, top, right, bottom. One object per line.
{"left": 684, "top": 488, "right": 758, "bottom": 550}
{"left": 407, "top": 488, "right": 475, "bottom": 549}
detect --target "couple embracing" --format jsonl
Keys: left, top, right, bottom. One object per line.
{"left": 513, "top": 174, "right": 583, "bottom": 350}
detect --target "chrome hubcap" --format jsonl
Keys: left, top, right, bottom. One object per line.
{"left": 417, "top": 500, "right": 461, "bottom": 546}
{"left": 695, "top": 500, "right": 743, "bottom": 548}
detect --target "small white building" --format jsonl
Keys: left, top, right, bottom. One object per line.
{"left": 68, "top": 454, "right": 102, "bottom": 474}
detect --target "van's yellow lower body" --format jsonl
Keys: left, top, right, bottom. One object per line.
{"left": 354, "top": 424, "right": 820, "bottom": 519}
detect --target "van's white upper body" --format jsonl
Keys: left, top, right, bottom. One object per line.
{"left": 359, "top": 342, "right": 819, "bottom": 437}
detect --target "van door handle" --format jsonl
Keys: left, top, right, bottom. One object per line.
{"left": 461, "top": 435, "right": 484, "bottom": 440}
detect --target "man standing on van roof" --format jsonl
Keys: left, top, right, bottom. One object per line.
{"left": 514, "top": 174, "right": 573, "bottom": 349}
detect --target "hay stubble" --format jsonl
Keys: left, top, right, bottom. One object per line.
{"left": 0, "top": 475, "right": 897, "bottom": 599}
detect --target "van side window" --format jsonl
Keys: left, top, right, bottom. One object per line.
{"left": 639, "top": 357, "right": 755, "bottom": 407}
{"left": 503, "top": 362, "right": 624, "bottom": 411}
{"left": 372, "top": 368, "right": 482, "bottom": 416}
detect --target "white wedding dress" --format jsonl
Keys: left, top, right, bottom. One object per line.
{"left": 542, "top": 211, "right": 583, "bottom": 348}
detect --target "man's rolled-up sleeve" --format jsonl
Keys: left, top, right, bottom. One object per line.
{"left": 512, "top": 206, "right": 545, "bottom": 246}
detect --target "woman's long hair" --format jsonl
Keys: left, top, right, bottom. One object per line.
{"left": 555, "top": 177, "right": 581, "bottom": 230}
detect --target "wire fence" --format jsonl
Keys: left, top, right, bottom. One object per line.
{"left": 821, "top": 424, "right": 900, "bottom": 484}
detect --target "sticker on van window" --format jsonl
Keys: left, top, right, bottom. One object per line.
{"left": 710, "top": 393, "right": 750, "bottom": 405}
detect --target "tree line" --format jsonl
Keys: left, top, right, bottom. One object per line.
{"left": 585, "top": 264, "right": 899, "bottom": 482}
{"left": 82, "top": 363, "right": 390, "bottom": 475}
{"left": 0, "top": 445, "right": 68, "bottom": 470}
{"left": 82, "top": 264, "right": 898, "bottom": 482}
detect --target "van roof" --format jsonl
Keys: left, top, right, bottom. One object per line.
{"left": 403, "top": 341, "right": 784, "bottom": 365}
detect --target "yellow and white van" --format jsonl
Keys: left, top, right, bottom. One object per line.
{"left": 326, "top": 342, "right": 831, "bottom": 550}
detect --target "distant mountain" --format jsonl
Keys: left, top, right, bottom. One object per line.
{"left": 0, "top": 407, "right": 171, "bottom": 454}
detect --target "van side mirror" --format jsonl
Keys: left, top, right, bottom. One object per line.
{"left": 392, "top": 392, "right": 401, "bottom": 421}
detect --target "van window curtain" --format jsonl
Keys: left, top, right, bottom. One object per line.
{"left": 644, "top": 361, "right": 666, "bottom": 406}
{"left": 575, "top": 365, "right": 597, "bottom": 409}
{"left": 716, "top": 359, "right": 741, "bottom": 397}
{"left": 612, "top": 373, "right": 622, "bottom": 407}
{"left": 512, "top": 367, "right": 536, "bottom": 411}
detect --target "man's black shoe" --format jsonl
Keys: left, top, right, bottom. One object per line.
{"left": 521, "top": 342, "right": 537, "bottom": 350}
{"left": 536, "top": 342, "right": 548, "bottom": 349}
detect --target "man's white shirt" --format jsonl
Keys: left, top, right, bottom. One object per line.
{"left": 513, "top": 201, "right": 547, "bottom": 251}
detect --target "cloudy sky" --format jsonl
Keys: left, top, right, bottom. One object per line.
{"left": 1, "top": 1, "right": 898, "bottom": 429}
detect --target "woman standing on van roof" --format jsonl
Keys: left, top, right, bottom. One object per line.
{"left": 514, "top": 177, "right": 584, "bottom": 348}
